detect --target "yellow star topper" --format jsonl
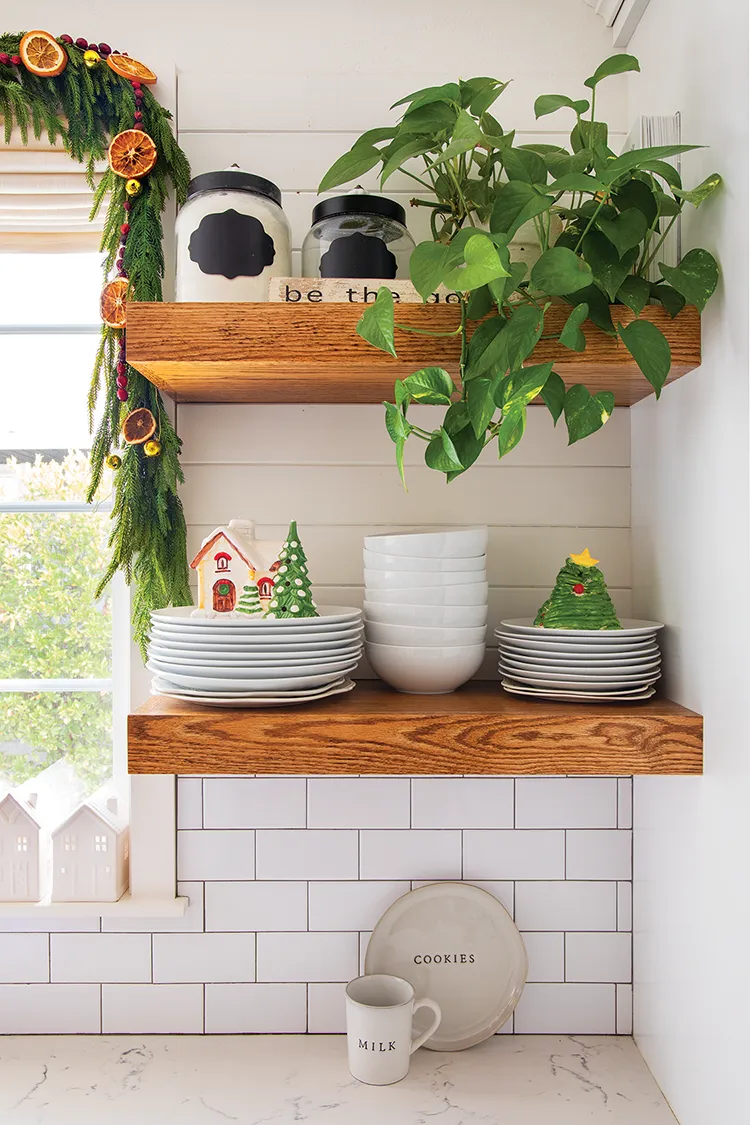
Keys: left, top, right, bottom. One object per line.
{"left": 569, "top": 548, "right": 599, "bottom": 568}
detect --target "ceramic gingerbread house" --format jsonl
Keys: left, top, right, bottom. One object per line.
{"left": 189, "top": 519, "right": 283, "bottom": 615}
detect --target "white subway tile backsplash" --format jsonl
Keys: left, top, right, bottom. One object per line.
{"left": 0, "top": 984, "right": 101, "bottom": 1033}
{"left": 514, "top": 983, "right": 616, "bottom": 1033}
{"left": 463, "top": 881, "right": 514, "bottom": 916}
{"left": 566, "top": 830, "right": 632, "bottom": 880}
{"left": 515, "top": 882, "right": 617, "bottom": 932}
{"left": 177, "top": 777, "right": 203, "bottom": 829}
{"left": 411, "top": 778, "right": 514, "bottom": 828}
{"left": 204, "top": 778, "right": 307, "bottom": 828}
{"left": 257, "top": 932, "right": 358, "bottom": 983}
{"left": 256, "top": 830, "right": 358, "bottom": 880}
{"left": 205, "top": 983, "right": 307, "bottom": 1033}
{"left": 205, "top": 881, "right": 307, "bottom": 932}
{"left": 309, "top": 881, "right": 409, "bottom": 931}
{"left": 153, "top": 933, "right": 256, "bottom": 983}
{"left": 103, "top": 882, "right": 205, "bottom": 934}
{"left": 51, "top": 934, "right": 151, "bottom": 983}
{"left": 102, "top": 984, "right": 204, "bottom": 1033}
{"left": 463, "top": 831, "right": 565, "bottom": 880}
{"left": 360, "top": 831, "right": 461, "bottom": 880}
{"left": 515, "top": 779, "right": 618, "bottom": 828}
{"left": 617, "top": 777, "right": 633, "bottom": 829}
{"left": 617, "top": 984, "right": 633, "bottom": 1034}
{"left": 520, "top": 932, "right": 565, "bottom": 983}
{"left": 617, "top": 881, "right": 633, "bottom": 932}
{"left": 178, "top": 829, "right": 255, "bottom": 881}
{"left": 566, "top": 932, "right": 632, "bottom": 983}
{"left": 0, "top": 933, "right": 48, "bottom": 983}
{"left": 308, "top": 778, "right": 410, "bottom": 828}
{"left": 308, "top": 982, "right": 347, "bottom": 1033}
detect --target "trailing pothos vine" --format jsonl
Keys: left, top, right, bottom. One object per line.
{"left": 0, "top": 30, "right": 192, "bottom": 655}
{"left": 321, "top": 54, "right": 722, "bottom": 484}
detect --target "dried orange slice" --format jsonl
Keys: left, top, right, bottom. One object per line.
{"left": 106, "top": 52, "right": 157, "bottom": 85}
{"left": 19, "top": 30, "right": 67, "bottom": 77}
{"left": 100, "top": 278, "right": 129, "bottom": 328}
{"left": 122, "top": 408, "right": 157, "bottom": 445}
{"left": 108, "top": 129, "right": 157, "bottom": 178}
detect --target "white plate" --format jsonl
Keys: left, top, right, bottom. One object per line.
{"left": 365, "top": 882, "right": 526, "bottom": 1051}
{"left": 149, "top": 635, "right": 363, "bottom": 654}
{"left": 495, "top": 633, "right": 659, "bottom": 655}
{"left": 501, "top": 679, "right": 657, "bottom": 702}
{"left": 363, "top": 549, "right": 486, "bottom": 573}
{"left": 365, "top": 568, "right": 486, "bottom": 589}
{"left": 151, "top": 678, "right": 356, "bottom": 707}
{"left": 498, "top": 669, "right": 661, "bottom": 690}
{"left": 364, "top": 526, "right": 488, "bottom": 559}
{"left": 498, "top": 659, "right": 661, "bottom": 682}
{"left": 151, "top": 605, "right": 362, "bottom": 627}
{"left": 499, "top": 653, "right": 661, "bottom": 673}
{"left": 151, "top": 674, "right": 349, "bottom": 698}
{"left": 148, "top": 644, "right": 363, "bottom": 665}
{"left": 147, "top": 664, "right": 359, "bottom": 692}
{"left": 149, "top": 655, "right": 359, "bottom": 679}
{"left": 500, "top": 618, "right": 664, "bottom": 638}
{"left": 150, "top": 624, "right": 363, "bottom": 642}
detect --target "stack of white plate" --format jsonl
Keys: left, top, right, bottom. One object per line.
{"left": 363, "top": 527, "right": 488, "bottom": 694}
{"left": 147, "top": 606, "right": 363, "bottom": 707}
{"left": 497, "top": 618, "right": 664, "bottom": 701}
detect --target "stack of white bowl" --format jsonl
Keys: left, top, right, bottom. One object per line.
{"left": 363, "top": 526, "right": 488, "bottom": 694}
{"left": 147, "top": 606, "right": 363, "bottom": 708}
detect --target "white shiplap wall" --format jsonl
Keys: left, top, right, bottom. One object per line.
{"left": 0, "top": 0, "right": 636, "bottom": 1035}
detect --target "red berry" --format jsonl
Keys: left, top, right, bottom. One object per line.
{"left": 132, "top": 122, "right": 144, "bottom": 131}
{"left": 134, "top": 110, "right": 142, "bottom": 120}
{"left": 572, "top": 583, "right": 585, "bottom": 595}
{"left": 116, "top": 387, "right": 128, "bottom": 401}
{"left": 0, "top": 54, "right": 9, "bottom": 65}
{"left": 131, "top": 79, "right": 141, "bottom": 87}
{"left": 117, "top": 362, "right": 127, "bottom": 375}
{"left": 123, "top": 200, "right": 131, "bottom": 212}
{"left": 75, "top": 37, "right": 88, "bottom": 49}
{"left": 98, "top": 42, "right": 111, "bottom": 55}
{"left": 116, "top": 374, "right": 128, "bottom": 388}
{"left": 120, "top": 223, "right": 130, "bottom": 235}
{"left": 10, "top": 55, "right": 21, "bottom": 66}
{"left": 60, "top": 34, "right": 73, "bottom": 44}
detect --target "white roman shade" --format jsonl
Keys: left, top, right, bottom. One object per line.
{"left": 0, "top": 127, "right": 105, "bottom": 251}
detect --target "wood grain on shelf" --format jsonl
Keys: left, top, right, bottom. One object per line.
{"left": 126, "top": 302, "right": 701, "bottom": 406}
{"left": 128, "top": 682, "right": 703, "bottom": 776}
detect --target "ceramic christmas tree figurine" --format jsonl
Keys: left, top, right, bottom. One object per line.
{"left": 265, "top": 521, "right": 320, "bottom": 619}
{"left": 236, "top": 582, "right": 263, "bottom": 616}
{"left": 534, "top": 548, "right": 621, "bottom": 630}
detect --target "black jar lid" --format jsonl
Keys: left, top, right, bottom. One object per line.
{"left": 312, "top": 193, "right": 406, "bottom": 226}
{"left": 186, "top": 168, "right": 282, "bottom": 208}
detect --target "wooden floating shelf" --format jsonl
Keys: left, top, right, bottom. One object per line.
{"left": 126, "top": 302, "right": 701, "bottom": 407}
{"left": 128, "top": 682, "right": 703, "bottom": 776}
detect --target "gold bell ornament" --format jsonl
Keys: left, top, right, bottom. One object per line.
{"left": 105, "top": 453, "right": 122, "bottom": 469}
{"left": 83, "top": 49, "right": 100, "bottom": 69}
{"left": 125, "top": 178, "right": 142, "bottom": 197}
{"left": 144, "top": 439, "right": 162, "bottom": 457}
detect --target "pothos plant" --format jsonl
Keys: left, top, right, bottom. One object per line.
{"left": 319, "top": 55, "right": 721, "bottom": 484}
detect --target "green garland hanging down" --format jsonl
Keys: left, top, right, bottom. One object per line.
{"left": 0, "top": 29, "right": 192, "bottom": 656}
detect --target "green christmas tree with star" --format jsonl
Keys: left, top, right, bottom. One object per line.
{"left": 264, "top": 521, "right": 320, "bottom": 619}
{"left": 534, "top": 549, "right": 621, "bottom": 629}
{"left": 236, "top": 581, "right": 263, "bottom": 616}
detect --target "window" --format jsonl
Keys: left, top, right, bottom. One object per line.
{"left": 16, "top": 835, "right": 27, "bottom": 852}
{"left": 95, "top": 834, "right": 108, "bottom": 852}
{"left": 0, "top": 253, "right": 125, "bottom": 840}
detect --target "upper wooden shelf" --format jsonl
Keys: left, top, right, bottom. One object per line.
{"left": 128, "top": 682, "right": 703, "bottom": 776}
{"left": 126, "top": 302, "right": 701, "bottom": 407}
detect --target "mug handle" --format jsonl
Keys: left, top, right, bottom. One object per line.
{"left": 410, "top": 998, "right": 442, "bottom": 1054}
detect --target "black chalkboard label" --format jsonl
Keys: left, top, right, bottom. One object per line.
{"left": 188, "top": 208, "right": 276, "bottom": 279}
{"left": 319, "top": 232, "right": 397, "bottom": 279}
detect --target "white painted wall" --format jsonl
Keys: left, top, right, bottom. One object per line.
{"left": 628, "top": 1, "right": 750, "bottom": 1121}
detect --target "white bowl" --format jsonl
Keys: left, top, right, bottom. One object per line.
{"left": 363, "top": 601, "right": 488, "bottom": 628}
{"left": 365, "top": 620, "right": 486, "bottom": 647}
{"left": 364, "top": 582, "right": 489, "bottom": 607}
{"left": 364, "top": 568, "right": 487, "bottom": 589}
{"left": 366, "top": 641, "right": 486, "bottom": 694}
{"left": 363, "top": 549, "right": 485, "bottom": 573}
{"left": 364, "top": 526, "right": 488, "bottom": 559}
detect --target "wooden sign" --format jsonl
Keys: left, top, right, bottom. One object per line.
{"left": 270, "top": 277, "right": 462, "bottom": 305}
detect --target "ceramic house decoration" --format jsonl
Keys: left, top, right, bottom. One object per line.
{"left": 0, "top": 791, "right": 48, "bottom": 902}
{"left": 51, "top": 792, "right": 129, "bottom": 903}
{"left": 189, "top": 519, "right": 283, "bottom": 616}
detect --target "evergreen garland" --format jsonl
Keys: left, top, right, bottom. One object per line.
{"left": 0, "top": 31, "right": 192, "bottom": 657}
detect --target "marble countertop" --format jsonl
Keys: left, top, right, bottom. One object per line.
{"left": 0, "top": 1034, "right": 677, "bottom": 1124}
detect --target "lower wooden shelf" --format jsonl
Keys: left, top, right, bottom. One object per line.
{"left": 128, "top": 682, "right": 703, "bottom": 776}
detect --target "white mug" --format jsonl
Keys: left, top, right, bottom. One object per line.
{"left": 345, "top": 974, "right": 442, "bottom": 1085}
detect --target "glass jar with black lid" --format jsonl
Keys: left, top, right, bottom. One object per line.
{"left": 302, "top": 188, "right": 415, "bottom": 279}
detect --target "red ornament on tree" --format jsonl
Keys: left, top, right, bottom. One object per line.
{"left": 572, "top": 583, "right": 585, "bottom": 595}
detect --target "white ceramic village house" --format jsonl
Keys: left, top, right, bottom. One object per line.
{"left": 190, "top": 519, "right": 283, "bottom": 614}
{"left": 51, "top": 792, "right": 129, "bottom": 903}
{"left": 0, "top": 790, "right": 48, "bottom": 902}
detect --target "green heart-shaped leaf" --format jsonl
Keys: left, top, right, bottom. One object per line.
{"left": 541, "top": 371, "right": 565, "bottom": 424}
{"left": 356, "top": 287, "right": 396, "bottom": 356}
{"left": 443, "top": 232, "right": 510, "bottom": 291}
{"left": 617, "top": 319, "right": 672, "bottom": 397}
{"left": 559, "top": 303, "right": 589, "bottom": 351}
{"left": 584, "top": 53, "right": 640, "bottom": 89}
{"left": 531, "top": 246, "right": 593, "bottom": 295}
{"left": 617, "top": 276, "right": 650, "bottom": 316}
{"left": 564, "top": 384, "right": 615, "bottom": 444}
{"left": 409, "top": 241, "right": 451, "bottom": 303}
{"left": 658, "top": 248, "right": 719, "bottom": 312}
{"left": 596, "top": 208, "right": 648, "bottom": 256}
{"left": 318, "top": 145, "right": 381, "bottom": 193}
{"left": 534, "top": 94, "right": 590, "bottom": 119}
{"left": 673, "top": 173, "right": 722, "bottom": 207}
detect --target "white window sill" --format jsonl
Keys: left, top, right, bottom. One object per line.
{"left": 0, "top": 893, "right": 188, "bottom": 919}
